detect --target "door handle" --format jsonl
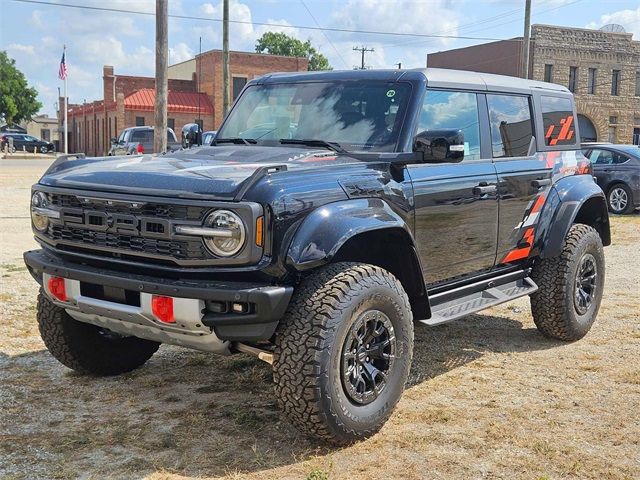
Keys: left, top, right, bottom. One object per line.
{"left": 473, "top": 184, "right": 497, "bottom": 195}
{"left": 531, "top": 178, "right": 551, "bottom": 188}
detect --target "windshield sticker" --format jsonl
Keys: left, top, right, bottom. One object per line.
{"left": 386, "top": 89, "right": 396, "bottom": 98}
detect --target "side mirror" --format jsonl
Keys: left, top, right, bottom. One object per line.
{"left": 413, "top": 129, "right": 465, "bottom": 163}
{"left": 110, "top": 137, "right": 117, "bottom": 144}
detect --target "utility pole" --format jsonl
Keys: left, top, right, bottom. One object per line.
{"left": 154, "top": 0, "right": 168, "bottom": 154}
{"left": 353, "top": 46, "right": 374, "bottom": 70}
{"left": 521, "top": 0, "right": 532, "bottom": 79}
{"left": 222, "top": 0, "right": 230, "bottom": 118}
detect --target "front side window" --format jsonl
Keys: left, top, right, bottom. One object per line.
{"left": 487, "top": 94, "right": 533, "bottom": 158}
{"left": 218, "top": 81, "right": 411, "bottom": 152}
{"left": 418, "top": 90, "right": 481, "bottom": 161}
{"left": 541, "top": 96, "right": 576, "bottom": 147}
{"left": 588, "top": 149, "right": 614, "bottom": 165}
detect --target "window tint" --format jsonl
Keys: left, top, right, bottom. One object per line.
{"left": 418, "top": 90, "right": 481, "bottom": 161}
{"left": 131, "top": 130, "right": 152, "bottom": 142}
{"left": 486, "top": 94, "right": 533, "bottom": 158}
{"left": 541, "top": 96, "right": 576, "bottom": 147}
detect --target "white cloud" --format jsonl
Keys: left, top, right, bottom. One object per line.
{"left": 169, "top": 42, "right": 194, "bottom": 64}
{"left": 585, "top": 7, "right": 640, "bottom": 39}
{"left": 6, "top": 43, "right": 36, "bottom": 57}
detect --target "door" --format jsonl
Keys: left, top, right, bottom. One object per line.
{"left": 407, "top": 89, "right": 499, "bottom": 284}
{"left": 493, "top": 93, "right": 576, "bottom": 264}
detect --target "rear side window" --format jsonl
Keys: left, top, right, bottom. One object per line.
{"left": 541, "top": 96, "right": 576, "bottom": 147}
{"left": 131, "top": 130, "right": 152, "bottom": 142}
{"left": 486, "top": 94, "right": 533, "bottom": 158}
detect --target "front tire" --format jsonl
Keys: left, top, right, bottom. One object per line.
{"left": 530, "top": 224, "right": 605, "bottom": 341}
{"left": 273, "top": 262, "right": 414, "bottom": 445}
{"left": 37, "top": 291, "right": 160, "bottom": 375}
{"left": 607, "top": 183, "right": 634, "bottom": 214}
{"left": 40, "top": 145, "right": 48, "bottom": 154}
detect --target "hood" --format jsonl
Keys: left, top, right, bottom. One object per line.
{"left": 39, "top": 145, "right": 365, "bottom": 200}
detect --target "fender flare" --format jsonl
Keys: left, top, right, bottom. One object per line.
{"left": 285, "top": 198, "right": 415, "bottom": 271}
{"left": 540, "top": 176, "right": 611, "bottom": 258}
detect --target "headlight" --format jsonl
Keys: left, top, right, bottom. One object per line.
{"left": 203, "top": 210, "right": 246, "bottom": 257}
{"left": 31, "top": 191, "right": 50, "bottom": 232}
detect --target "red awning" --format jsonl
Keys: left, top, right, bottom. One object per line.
{"left": 124, "top": 88, "right": 213, "bottom": 114}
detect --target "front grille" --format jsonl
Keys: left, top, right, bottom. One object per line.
{"left": 42, "top": 191, "right": 212, "bottom": 264}
{"left": 48, "top": 193, "right": 207, "bottom": 221}
{"left": 48, "top": 224, "right": 208, "bottom": 259}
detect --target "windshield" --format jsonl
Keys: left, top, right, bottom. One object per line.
{"left": 217, "top": 81, "right": 411, "bottom": 152}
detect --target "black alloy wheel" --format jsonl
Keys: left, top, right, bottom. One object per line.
{"left": 341, "top": 309, "right": 396, "bottom": 405}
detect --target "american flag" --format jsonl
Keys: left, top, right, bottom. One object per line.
{"left": 58, "top": 50, "right": 67, "bottom": 80}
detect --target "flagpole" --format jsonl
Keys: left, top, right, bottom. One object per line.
{"left": 64, "top": 45, "right": 68, "bottom": 154}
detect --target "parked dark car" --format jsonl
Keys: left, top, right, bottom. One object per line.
{"left": 25, "top": 68, "right": 610, "bottom": 445}
{"left": 1, "top": 133, "right": 54, "bottom": 153}
{"left": 582, "top": 143, "right": 640, "bottom": 214}
{"left": 108, "top": 126, "right": 181, "bottom": 155}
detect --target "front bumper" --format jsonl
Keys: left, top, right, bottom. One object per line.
{"left": 24, "top": 249, "right": 293, "bottom": 345}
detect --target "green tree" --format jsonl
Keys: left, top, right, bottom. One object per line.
{"left": 255, "top": 32, "right": 331, "bottom": 71}
{"left": 0, "top": 51, "right": 42, "bottom": 125}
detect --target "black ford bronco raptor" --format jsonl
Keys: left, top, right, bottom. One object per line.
{"left": 25, "top": 68, "right": 610, "bottom": 445}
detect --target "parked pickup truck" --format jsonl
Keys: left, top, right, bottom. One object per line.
{"left": 25, "top": 68, "right": 610, "bottom": 445}
{"left": 107, "top": 126, "right": 181, "bottom": 155}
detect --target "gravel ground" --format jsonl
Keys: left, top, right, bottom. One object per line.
{"left": 1, "top": 159, "right": 638, "bottom": 480}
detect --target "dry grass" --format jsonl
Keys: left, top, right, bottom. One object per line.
{"left": 1, "top": 160, "right": 639, "bottom": 479}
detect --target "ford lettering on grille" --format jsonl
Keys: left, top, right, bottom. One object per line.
{"left": 61, "top": 209, "right": 171, "bottom": 239}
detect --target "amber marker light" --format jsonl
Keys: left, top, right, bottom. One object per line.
{"left": 255, "top": 216, "right": 264, "bottom": 247}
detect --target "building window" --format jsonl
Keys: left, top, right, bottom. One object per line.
{"left": 609, "top": 116, "right": 618, "bottom": 124}
{"left": 486, "top": 94, "right": 533, "bottom": 158}
{"left": 168, "top": 118, "right": 175, "bottom": 131}
{"left": 611, "top": 70, "right": 621, "bottom": 96}
{"left": 135, "top": 116, "right": 145, "bottom": 126}
{"left": 633, "top": 127, "right": 640, "bottom": 146}
{"left": 588, "top": 68, "right": 597, "bottom": 94}
{"left": 568, "top": 66, "right": 578, "bottom": 93}
{"left": 635, "top": 71, "right": 640, "bottom": 97}
{"left": 232, "top": 76, "right": 248, "bottom": 100}
{"left": 608, "top": 126, "right": 616, "bottom": 143}
{"left": 544, "top": 64, "right": 553, "bottom": 83}
{"left": 41, "top": 129, "right": 50, "bottom": 141}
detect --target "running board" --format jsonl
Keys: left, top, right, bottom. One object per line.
{"left": 421, "top": 271, "right": 538, "bottom": 327}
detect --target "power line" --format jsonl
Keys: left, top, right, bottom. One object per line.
{"left": 8, "top": 0, "right": 526, "bottom": 43}
{"left": 299, "top": 0, "right": 348, "bottom": 69}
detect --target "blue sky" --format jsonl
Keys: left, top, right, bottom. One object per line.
{"left": 1, "top": 0, "right": 639, "bottom": 117}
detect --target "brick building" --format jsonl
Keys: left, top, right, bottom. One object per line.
{"left": 427, "top": 24, "right": 640, "bottom": 144}
{"left": 170, "top": 49, "right": 308, "bottom": 126}
{"left": 61, "top": 50, "right": 307, "bottom": 156}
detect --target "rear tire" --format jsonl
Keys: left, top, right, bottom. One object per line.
{"left": 530, "top": 224, "right": 604, "bottom": 341}
{"left": 37, "top": 291, "right": 160, "bottom": 375}
{"left": 607, "top": 183, "right": 634, "bottom": 214}
{"left": 273, "top": 262, "right": 413, "bottom": 445}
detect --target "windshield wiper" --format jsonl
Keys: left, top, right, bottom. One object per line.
{"left": 279, "top": 139, "right": 348, "bottom": 154}
{"left": 214, "top": 137, "right": 257, "bottom": 145}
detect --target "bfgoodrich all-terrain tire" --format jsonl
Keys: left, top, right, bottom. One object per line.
{"left": 273, "top": 262, "right": 414, "bottom": 445}
{"left": 37, "top": 290, "right": 160, "bottom": 375}
{"left": 530, "top": 224, "right": 605, "bottom": 341}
